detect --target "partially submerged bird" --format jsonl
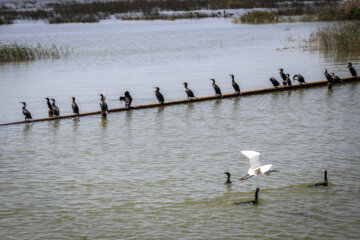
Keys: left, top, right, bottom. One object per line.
{"left": 120, "top": 91, "right": 132, "bottom": 108}
{"left": 230, "top": 74, "right": 240, "bottom": 94}
{"left": 348, "top": 62, "right": 357, "bottom": 77}
{"left": 331, "top": 73, "right": 342, "bottom": 83}
{"left": 51, "top": 99, "right": 60, "bottom": 117}
{"left": 183, "top": 82, "right": 195, "bottom": 99}
{"left": 293, "top": 74, "right": 306, "bottom": 84}
{"left": 154, "top": 87, "right": 164, "bottom": 104}
{"left": 309, "top": 169, "right": 328, "bottom": 187}
{"left": 210, "top": 79, "right": 222, "bottom": 96}
{"left": 20, "top": 102, "right": 32, "bottom": 122}
{"left": 239, "top": 150, "right": 278, "bottom": 181}
{"left": 279, "top": 68, "right": 287, "bottom": 81}
{"left": 71, "top": 97, "right": 79, "bottom": 116}
{"left": 234, "top": 188, "right": 259, "bottom": 205}
{"left": 224, "top": 172, "right": 232, "bottom": 185}
{"left": 99, "top": 94, "right": 108, "bottom": 116}
{"left": 45, "top": 97, "right": 53, "bottom": 116}
{"left": 269, "top": 77, "right": 280, "bottom": 88}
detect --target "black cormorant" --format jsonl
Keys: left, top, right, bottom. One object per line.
{"left": 183, "top": 82, "right": 195, "bottom": 99}
{"left": 230, "top": 74, "right": 240, "bottom": 94}
{"left": 310, "top": 169, "right": 328, "bottom": 187}
{"left": 51, "top": 99, "right": 60, "bottom": 117}
{"left": 210, "top": 79, "right": 222, "bottom": 96}
{"left": 120, "top": 91, "right": 132, "bottom": 108}
{"left": 348, "top": 62, "right": 357, "bottom": 77}
{"left": 269, "top": 77, "right": 280, "bottom": 87}
{"left": 279, "top": 68, "right": 287, "bottom": 81}
{"left": 331, "top": 73, "right": 342, "bottom": 83}
{"left": 154, "top": 87, "right": 164, "bottom": 104}
{"left": 20, "top": 102, "right": 32, "bottom": 122}
{"left": 71, "top": 97, "right": 79, "bottom": 116}
{"left": 224, "top": 172, "right": 232, "bottom": 185}
{"left": 234, "top": 188, "right": 259, "bottom": 205}
{"left": 324, "top": 69, "right": 333, "bottom": 89}
{"left": 293, "top": 74, "right": 306, "bottom": 84}
{"left": 99, "top": 94, "right": 108, "bottom": 116}
{"left": 286, "top": 74, "right": 292, "bottom": 87}
{"left": 45, "top": 98, "right": 53, "bottom": 115}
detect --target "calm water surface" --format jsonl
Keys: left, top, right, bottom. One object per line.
{"left": 0, "top": 19, "right": 360, "bottom": 239}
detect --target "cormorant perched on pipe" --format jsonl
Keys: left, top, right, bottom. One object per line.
{"left": 348, "top": 62, "right": 357, "bottom": 77}
{"left": 183, "top": 82, "right": 195, "bottom": 99}
{"left": 120, "top": 91, "right": 132, "bottom": 108}
{"left": 45, "top": 98, "right": 53, "bottom": 116}
{"left": 224, "top": 172, "right": 232, "bottom": 185}
{"left": 269, "top": 77, "right": 280, "bottom": 87}
{"left": 234, "top": 188, "right": 259, "bottom": 205}
{"left": 286, "top": 74, "right": 292, "bottom": 87}
{"left": 71, "top": 97, "right": 79, "bottom": 116}
{"left": 331, "top": 73, "right": 342, "bottom": 83}
{"left": 99, "top": 94, "right": 108, "bottom": 116}
{"left": 309, "top": 169, "right": 328, "bottom": 187}
{"left": 324, "top": 69, "right": 333, "bottom": 89}
{"left": 293, "top": 74, "right": 306, "bottom": 84}
{"left": 20, "top": 102, "right": 32, "bottom": 122}
{"left": 279, "top": 68, "right": 287, "bottom": 81}
{"left": 230, "top": 74, "right": 240, "bottom": 94}
{"left": 51, "top": 99, "right": 60, "bottom": 117}
{"left": 154, "top": 87, "right": 164, "bottom": 104}
{"left": 210, "top": 79, "right": 221, "bottom": 96}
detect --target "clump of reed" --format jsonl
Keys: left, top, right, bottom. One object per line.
{"left": 48, "top": 14, "right": 101, "bottom": 24}
{"left": 234, "top": 10, "right": 279, "bottom": 24}
{"left": 311, "top": 0, "right": 360, "bottom": 21}
{"left": 0, "top": 43, "right": 70, "bottom": 63}
{"left": 308, "top": 21, "right": 360, "bottom": 52}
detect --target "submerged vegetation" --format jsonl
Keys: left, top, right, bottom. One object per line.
{"left": 0, "top": 43, "right": 70, "bottom": 63}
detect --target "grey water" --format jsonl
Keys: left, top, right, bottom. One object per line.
{"left": 1, "top": 19, "right": 360, "bottom": 239}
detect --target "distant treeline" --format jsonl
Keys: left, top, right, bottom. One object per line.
{"left": 0, "top": 0, "right": 341, "bottom": 24}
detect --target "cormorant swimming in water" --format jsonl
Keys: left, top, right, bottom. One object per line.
{"left": 293, "top": 74, "right": 306, "bottom": 84}
{"left": 269, "top": 77, "right": 280, "bottom": 87}
{"left": 309, "top": 169, "right": 328, "bottom": 187}
{"left": 154, "top": 87, "right": 164, "bottom": 104}
{"left": 51, "top": 99, "right": 60, "bottom": 117}
{"left": 224, "top": 172, "right": 232, "bottom": 185}
{"left": 230, "top": 74, "right": 240, "bottom": 94}
{"left": 120, "top": 91, "right": 132, "bottom": 108}
{"left": 210, "top": 79, "right": 221, "bottom": 96}
{"left": 20, "top": 102, "right": 32, "bottom": 122}
{"left": 279, "top": 68, "right": 287, "bottom": 81}
{"left": 99, "top": 94, "right": 108, "bottom": 116}
{"left": 234, "top": 188, "right": 259, "bottom": 205}
{"left": 71, "top": 97, "right": 79, "bottom": 116}
{"left": 324, "top": 69, "right": 333, "bottom": 89}
{"left": 46, "top": 98, "right": 53, "bottom": 116}
{"left": 286, "top": 74, "right": 292, "bottom": 87}
{"left": 183, "top": 82, "right": 195, "bottom": 99}
{"left": 348, "top": 62, "right": 357, "bottom": 77}
{"left": 331, "top": 73, "right": 342, "bottom": 83}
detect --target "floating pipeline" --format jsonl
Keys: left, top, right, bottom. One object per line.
{"left": 1, "top": 76, "right": 359, "bottom": 126}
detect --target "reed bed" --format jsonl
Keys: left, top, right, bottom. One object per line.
{"left": 311, "top": 0, "right": 360, "bottom": 21}
{"left": 0, "top": 43, "right": 70, "bottom": 63}
{"left": 234, "top": 10, "right": 279, "bottom": 24}
{"left": 308, "top": 21, "right": 360, "bottom": 52}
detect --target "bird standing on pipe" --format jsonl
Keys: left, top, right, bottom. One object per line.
{"left": 230, "top": 74, "right": 240, "bottom": 94}
{"left": 154, "top": 87, "right": 164, "bottom": 104}
{"left": 269, "top": 77, "right": 280, "bottom": 88}
{"left": 20, "top": 102, "right": 32, "bottom": 122}
{"left": 293, "top": 74, "right": 306, "bottom": 84}
{"left": 324, "top": 69, "right": 333, "bottom": 89}
{"left": 51, "top": 99, "right": 60, "bottom": 118}
{"left": 71, "top": 97, "right": 79, "bottom": 116}
{"left": 210, "top": 79, "right": 221, "bottom": 96}
{"left": 348, "top": 62, "right": 357, "bottom": 77}
{"left": 46, "top": 98, "right": 53, "bottom": 116}
{"left": 99, "top": 94, "right": 108, "bottom": 117}
{"left": 183, "top": 82, "right": 195, "bottom": 99}
{"left": 120, "top": 91, "right": 132, "bottom": 108}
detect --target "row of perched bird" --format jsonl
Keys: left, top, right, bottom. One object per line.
{"left": 19, "top": 62, "right": 358, "bottom": 122}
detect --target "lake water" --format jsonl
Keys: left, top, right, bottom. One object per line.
{"left": 0, "top": 19, "right": 360, "bottom": 239}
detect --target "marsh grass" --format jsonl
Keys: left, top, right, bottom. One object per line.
{"left": 311, "top": 0, "right": 360, "bottom": 21}
{"left": 234, "top": 10, "right": 279, "bottom": 24}
{"left": 308, "top": 21, "right": 360, "bottom": 52}
{"left": 0, "top": 43, "right": 70, "bottom": 63}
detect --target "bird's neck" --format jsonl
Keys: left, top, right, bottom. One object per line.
{"left": 324, "top": 171, "right": 327, "bottom": 182}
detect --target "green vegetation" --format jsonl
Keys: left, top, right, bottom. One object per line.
{"left": 309, "top": 21, "right": 360, "bottom": 52}
{"left": 0, "top": 43, "right": 70, "bottom": 63}
{"left": 235, "top": 10, "right": 279, "bottom": 24}
{"left": 310, "top": 0, "right": 360, "bottom": 21}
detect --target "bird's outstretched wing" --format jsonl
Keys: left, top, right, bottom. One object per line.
{"left": 241, "top": 150, "right": 262, "bottom": 170}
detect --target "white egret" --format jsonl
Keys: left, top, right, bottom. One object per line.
{"left": 239, "top": 150, "right": 278, "bottom": 181}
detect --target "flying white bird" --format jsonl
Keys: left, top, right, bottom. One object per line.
{"left": 239, "top": 150, "right": 278, "bottom": 181}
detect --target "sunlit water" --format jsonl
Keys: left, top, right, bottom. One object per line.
{"left": 0, "top": 19, "right": 360, "bottom": 239}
